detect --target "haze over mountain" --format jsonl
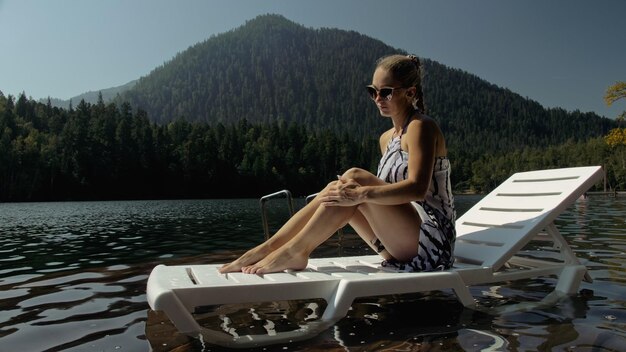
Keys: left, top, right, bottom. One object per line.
{"left": 42, "top": 80, "right": 137, "bottom": 109}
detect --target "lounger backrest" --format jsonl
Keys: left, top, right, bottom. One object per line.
{"left": 454, "top": 166, "right": 603, "bottom": 270}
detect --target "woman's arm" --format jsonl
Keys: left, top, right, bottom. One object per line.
{"left": 379, "top": 129, "right": 393, "bottom": 154}
{"left": 359, "top": 118, "right": 438, "bottom": 205}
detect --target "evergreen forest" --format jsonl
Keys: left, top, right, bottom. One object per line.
{"left": 2, "top": 14, "right": 624, "bottom": 202}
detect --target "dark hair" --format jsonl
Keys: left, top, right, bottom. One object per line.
{"left": 375, "top": 54, "right": 426, "bottom": 113}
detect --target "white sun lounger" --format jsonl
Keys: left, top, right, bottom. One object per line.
{"left": 146, "top": 166, "right": 603, "bottom": 348}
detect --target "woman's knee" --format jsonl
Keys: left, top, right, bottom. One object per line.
{"left": 342, "top": 167, "right": 375, "bottom": 183}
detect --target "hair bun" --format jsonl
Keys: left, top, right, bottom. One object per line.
{"left": 407, "top": 54, "right": 419, "bottom": 66}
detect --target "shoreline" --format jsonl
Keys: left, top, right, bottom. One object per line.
{"left": 586, "top": 191, "right": 626, "bottom": 197}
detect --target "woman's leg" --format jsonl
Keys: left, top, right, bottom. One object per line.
{"left": 219, "top": 181, "right": 339, "bottom": 273}
{"left": 242, "top": 168, "right": 423, "bottom": 274}
{"left": 241, "top": 200, "right": 358, "bottom": 274}
{"left": 344, "top": 168, "right": 423, "bottom": 262}
{"left": 356, "top": 202, "right": 421, "bottom": 262}
{"left": 347, "top": 209, "right": 393, "bottom": 260}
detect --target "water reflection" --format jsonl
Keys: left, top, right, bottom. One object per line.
{"left": 0, "top": 196, "right": 625, "bottom": 351}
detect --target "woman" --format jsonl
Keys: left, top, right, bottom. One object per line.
{"left": 220, "top": 54, "right": 455, "bottom": 274}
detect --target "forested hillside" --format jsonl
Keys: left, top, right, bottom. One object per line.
{"left": 1, "top": 14, "right": 622, "bottom": 202}
{"left": 0, "top": 94, "right": 380, "bottom": 200}
{"left": 1, "top": 92, "right": 622, "bottom": 202}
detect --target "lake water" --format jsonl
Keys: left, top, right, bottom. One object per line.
{"left": 0, "top": 195, "right": 625, "bottom": 351}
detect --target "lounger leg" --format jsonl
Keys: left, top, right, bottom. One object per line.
{"left": 158, "top": 292, "right": 203, "bottom": 335}
{"left": 321, "top": 274, "right": 477, "bottom": 321}
{"left": 452, "top": 284, "right": 476, "bottom": 308}
{"left": 547, "top": 223, "right": 593, "bottom": 283}
{"left": 555, "top": 265, "right": 587, "bottom": 295}
{"left": 320, "top": 280, "right": 355, "bottom": 323}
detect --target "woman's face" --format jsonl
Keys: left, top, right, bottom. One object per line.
{"left": 370, "top": 68, "right": 408, "bottom": 117}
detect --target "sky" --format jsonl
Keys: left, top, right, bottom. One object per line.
{"left": 0, "top": 0, "right": 625, "bottom": 119}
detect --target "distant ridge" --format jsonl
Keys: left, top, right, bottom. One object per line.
{"left": 41, "top": 79, "right": 138, "bottom": 109}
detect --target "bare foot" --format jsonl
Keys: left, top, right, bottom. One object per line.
{"left": 242, "top": 246, "right": 309, "bottom": 274}
{"left": 219, "top": 244, "right": 273, "bottom": 273}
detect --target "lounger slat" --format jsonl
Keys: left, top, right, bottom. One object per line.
{"left": 493, "top": 180, "right": 578, "bottom": 193}
{"left": 454, "top": 241, "right": 510, "bottom": 267}
{"left": 295, "top": 270, "right": 334, "bottom": 280}
{"left": 223, "top": 272, "right": 268, "bottom": 284}
{"left": 456, "top": 226, "right": 543, "bottom": 246}
{"left": 476, "top": 195, "right": 558, "bottom": 210}
{"left": 457, "top": 210, "right": 544, "bottom": 227}
{"left": 342, "top": 265, "right": 382, "bottom": 275}
{"left": 263, "top": 272, "right": 307, "bottom": 283}
{"left": 328, "top": 271, "right": 369, "bottom": 279}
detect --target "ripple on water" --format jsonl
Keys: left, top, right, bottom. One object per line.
{"left": 0, "top": 288, "right": 30, "bottom": 300}
{"left": 19, "top": 272, "right": 105, "bottom": 288}
{"left": 0, "top": 273, "right": 41, "bottom": 286}
{"left": 19, "top": 287, "right": 95, "bottom": 308}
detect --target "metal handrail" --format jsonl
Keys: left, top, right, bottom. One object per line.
{"left": 305, "top": 192, "right": 319, "bottom": 204}
{"left": 260, "top": 190, "right": 294, "bottom": 240}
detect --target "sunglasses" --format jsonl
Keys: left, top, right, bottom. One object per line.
{"left": 366, "top": 85, "right": 405, "bottom": 101}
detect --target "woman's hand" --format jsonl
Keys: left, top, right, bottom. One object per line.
{"left": 321, "top": 176, "right": 364, "bottom": 207}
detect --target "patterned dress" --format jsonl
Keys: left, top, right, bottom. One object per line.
{"left": 376, "top": 128, "right": 456, "bottom": 272}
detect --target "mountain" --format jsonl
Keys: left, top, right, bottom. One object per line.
{"left": 114, "top": 14, "right": 614, "bottom": 177}
{"left": 42, "top": 79, "right": 138, "bottom": 109}
{"left": 118, "top": 15, "right": 390, "bottom": 133}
